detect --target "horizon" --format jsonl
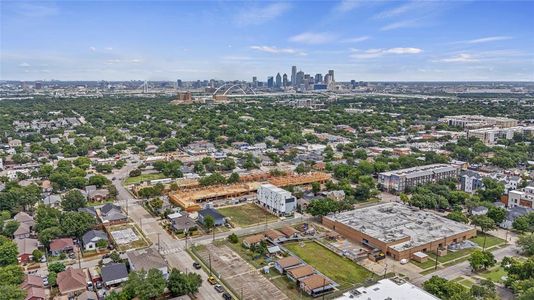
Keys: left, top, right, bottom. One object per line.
{"left": 1, "top": 1, "right": 534, "bottom": 82}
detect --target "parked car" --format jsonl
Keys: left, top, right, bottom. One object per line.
{"left": 208, "top": 276, "right": 217, "bottom": 285}
{"left": 214, "top": 284, "right": 224, "bottom": 293}
{"left": 222, "top": 292, "right": 232, "bottom": 300}
{"left": 400, "top": 258, "right": 409, "bottom": 265}
{"left": 193, "top": 262, "right": 202, "bottom": 270}
{"left": 96, "top": 281, "right": 103, "bottom": 289}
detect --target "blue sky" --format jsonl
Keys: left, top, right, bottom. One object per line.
{"left": 1, "top": 0, "right": 533, "bottom": 81}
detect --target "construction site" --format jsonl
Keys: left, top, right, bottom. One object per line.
{"left": 165, "top": 172, "right": 331, "bottom": 212}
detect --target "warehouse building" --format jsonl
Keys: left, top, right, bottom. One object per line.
{"left": 257, "top": 184, "right": 296, "bottom": 216}
{"left": 323, "top": 203, "right": 476, "bottom": 261}
{"left": 378, "top": 164, "right": 460, "bottom": 192}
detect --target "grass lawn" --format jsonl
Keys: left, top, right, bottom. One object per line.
{"left": 452, "top": 277, "right": 475, "bottom": 289}
{"left": 411, "top": 258, "right": 437, "bottom": 270}
{"left": 471, "top": 233, "right": 506, "bottom": 249}
{"left": 218, "top": 203, "right": 279, "bottom": 227}
{"left": 481, "top": 266, "right": 507, "bottom": 283}
{"left": 428, "top": 248, "right": 475, "bottom": 263}
{"left": 225, "top": 239, "right": 268, "bottom": 269}
{"left": 267, "top": 273, "right": 313, "bottom": 300}
{"left": 285, "top": 241, "right": 374, "bottom": 290}
{"left": 125, "top": 173, "right": 166, "bottom": 185}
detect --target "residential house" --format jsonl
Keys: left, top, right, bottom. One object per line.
{"left": 49, "top": 238, "right": 74, "bottom": 256}
{"left": 500, "top": 206, "right": 532, "bottom": 229}
{"left": 460, "top": 170, "right": 484, "bottom": 193}
{"left": 57, "top": 268, "right": 87, "bottom": 297}
{"left": 167, "top": 212, "right": 197, "bottom": 233}
{"left": 13, "top": 222, "right": 32, "bottom": 239}
{"left": 101, "top": 263, "right": 129, "bottom": 286}
{"left": 78, "top": 207, "right": 97, "bottom": 218}
{"left": 15, "top": 238, "right": 39, "bottom": 264}
{"left": 127, "top": 247, "right": 169, "bottom": 279}
{"left": 198, "top": 208, "right": 225, "bottom": 227}
{"left": 286, "top": 265, "right": 315, "bottom": 282}
{"left": 43, "top": 194, "right": 61, "bottom": 207}
{"left": 299, "top": 274, "right": 334, "bottom": 297}
{"left": 264, "top": 229, "right": 285, "bottom": 243}
{"left": 100, "top": 203, "right": 128, "bottom": 225}
{"left": 274, "top": 256, "right": 302, "bottom": 274}
{"left": 471, "top": 206, "right": 489, "bottom": 216}
{"left": 14, "top": 212, "right": 35, "bottom": 229}
{"left": 319, "top": 190, "right": 345, "bottom": 201}
{"left": 82, "top": 230, "right": 108, "bottom": 251}
{"left": 88, "top": 188, "right": 110, "bottom": 202}
{"left": 77, "top": 291, "right": 98, "bottom": 300}
{"left": 21, "top": 275, "right": 45, "bottom": 300}
{"left": 242, "top": 234, "right": 265, "bottom": 248}
{"left": 279, "top": 226, "right": 299, "bottom": 239}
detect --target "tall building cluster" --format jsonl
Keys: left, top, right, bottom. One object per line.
{"left": 253, "top": 66, "right": 335, "bottom": 91}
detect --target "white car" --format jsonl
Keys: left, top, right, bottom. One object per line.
{"left": 400, "top": 259, "right": 409, "bottom": 265}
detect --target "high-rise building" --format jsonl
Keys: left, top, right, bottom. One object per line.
{"left": 267, "top": 76, "right": 274, "bottom": 88}
{"left": 252, "top": 76, "right": 257, "bottom": 87}
{"left": 314, "top": 73, "right": 323, "bottom": 84}
{"left": 296, "top": 71, "right": 304, "bottom": 86}
{"left": 275, "top": 73, "right": 282, "bottom": 88}
{"left": 176, "top": 79, "right": 183, "bottom": 88}
{"left": 291, "top": 66, "right": 297, "bottom": 86}
{"left": 328, "top": 70, "right": 335, "bottom": 82}
{"left": 282, "top": 73, "right": 288, "bottom": 87}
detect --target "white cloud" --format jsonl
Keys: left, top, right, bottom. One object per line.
{"left": 89, "top": 47, "right": 96, "bottom": 52}
{"left": 19, "top": 62, "right": 31, "bottom": 68}
{"left": 13, "top": 2, "right": 59, "bottom": 17}
{"left": 130, "top": 59, "right": 142, "bottom": 63}
{"left": 105, "top": 47, "right": 114, "bottom": 51}
{"left": 333, "top": 0, "right": 362, "bottom": 13}
{"left": 341, "top": 36, "right": 370, "bottom": 43}
{"left": 289, "top": 32, "right": 336, "bottom": 45}
{"left": 381, "top": 19, "right": 420, "bottom": 31}
{"left": 350, "top": 47, "right": 422, "bottom": 59}
{"left": 250, "top": 46, "right": 306, "bottom": 56}
{"left": 465, "top": 36, "right": 512, "bottom": 44}
{"left": 235, "top": 3, "right": 291, "bottom": 25}
{"left": 374, "top": 1, "right": 429, "bottom": 19}
{"left": 438, "top": 53, "right": 479, "bottom": 63}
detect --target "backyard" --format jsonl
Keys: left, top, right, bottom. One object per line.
{"left": 285, "top": 241, "right": 374, "bottom": 290}
{"left": 218, "top": 203, "right": 279, "bottom": 227}
{"left": 125, "top": 172, "right": 166, "bottom": 185}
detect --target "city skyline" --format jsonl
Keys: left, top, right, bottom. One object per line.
{"left": 1, "top": 1, "right": 533, "bottom": 81}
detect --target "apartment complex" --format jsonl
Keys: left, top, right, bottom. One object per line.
{"left": 467, "top": 126, "right": 534, "bottom": 144}
{"left": 378, "top": 164, "right": 460, "bottom": 192}
{"left": 323, "top": 203, "right": 476, "bottom": 261}
{"left": 440, "top": 115, "right": 517, "bottom": 129}
{"left": 257, "top": 184, "right": 296, "bottom": 216}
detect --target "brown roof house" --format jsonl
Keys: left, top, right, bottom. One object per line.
{"left": 49, "top": 238, "right": 74, "bottom": 256}
{"left": 21, "top": 274, "right": 45, "bottom": 300}
{"left": 274, "top": 256, "right": 302, "bottom": 274}
{"left": 279, "top": 226, "right": 299, "bottom": 239}
{"left": 57, "top": 268, "right": 87, "bottom": 297}
{"left": 264, "top": 229, "right": 285, "bottom": 243}
{"left": 299, "top": 274, "right": 334, "bottom": 297}
{"left": 15, "top": 238, "right": 39, "bottom": 264}
{"left": 286, "top": 265, "right": 315, "bottom": 282}
{"left": 242, "top": 233, "right": 265, "bottom": 248}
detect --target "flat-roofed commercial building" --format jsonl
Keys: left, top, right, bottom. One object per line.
{"left": 378, "top": 164, "right": 460, "bottom": 192}
{"left": 440, "top": 115, "right": 517, "bottom": 129}
{"left": 323, "top": 203, "right": 476, "bottom": 261}
{"left": 335, "top": 277, "right": 439, "bottom": 300}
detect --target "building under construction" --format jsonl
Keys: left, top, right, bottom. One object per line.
{"left": 168, "top": 172, "right": 331, "bottom": 212}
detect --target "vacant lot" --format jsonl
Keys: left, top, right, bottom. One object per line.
{"left": 218, "top": 203, "right": 278, "bottom": 227}
{"left": 125, "top": 173, "right": 165, "bottom": 185}
{"left": 195, "top": 243, "right": 288, "bottom": 300}
{"left": 108, "top": 224, "right": 150, "bottom": 251}
{"left": 285, "top": 241, "right": 374, "bottom": 290}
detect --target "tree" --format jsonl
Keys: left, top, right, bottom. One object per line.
{"left": 96, "top": 239, "right": 108, "bottom": 249}
{"left": 517, "top": 234, "right": 534, "bottom": 256}
{"left": 470, "top": 280, "right": 497, "bottom": 300}
{"left": 59, "top": 211, "right": 96, "bottom": 238}
{"left": 469, "top": 250, "right": 495, "bottom": 272}
{"left": 129, "top": 169, "right": 142, "bottom": 177}
{"left": 48, "top": 262, "right": 66, "bottom": 273}
{"left": 204, "top": 215, "right": 215, "bottom": 231}
{"left": 47, "top": 272, "right": 57, "bottom": 287}
{"left": 32, "top": 249, "right": 43, "bottom": 262}
{"left": 447, "top": 211, "right": 469, "bottom": 223}
{"left": 486, "top": 206, "right": 506, "bottom": 224}
{"left": 477, "top": 178, "right": 504, "bottom": 202}
{"left": 0, "top": 265, "right": 24, "bottom": 285}
{"left": 0, "top": 236, "right": 18, "bottom": 266}
{"left": 306, "top": 198, "right": 340, "bottom": 218}
{"left": 471, "top": 215, "right": 496, "bottom": 250}
{"left": 311, "top": 182, "right": 321, "bottom": 194}
{"left": 3, "top": 220, "right": 20, "bottom": 237}
{"left": 37, "top": 226, "right": 62, "bottom": 246}
{"left": 125, "top": 269, "right": 166, "bottom": 300}
{"left": 0, "top": 285, "right": 25, "bottom": 300}
{"left": 167, "top": 268, "right": 202, "bottom": 297}
{"left": 88, "top": 174, "right": 110, "bottom": 187}
{"left": 227, "top": 233, "right": 238, "bottom": 244}
{"left": 110, "top": 251, "right": 122, "bottom": 263}
{"left": 61, "top": 190, "right": 87, "bottom": 211}
{"left": 518, "top": 288, "right": 534, "bottom": 300}
{"left": 423, "top": 275, "right": 472, "bottom": 300}
{"left": 227, "top": 172, "right": 240, "bottom": 184}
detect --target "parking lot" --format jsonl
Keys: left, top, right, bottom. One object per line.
{"left": 196, "top": 243, "right": 288, "bottom": 300}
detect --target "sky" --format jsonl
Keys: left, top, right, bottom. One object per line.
{"left": 1, "top": 0, "right": 534, "bottom": 82}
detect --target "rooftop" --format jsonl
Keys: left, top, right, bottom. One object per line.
{"left": 335, "top": 278, "right": 439, "bottom": 300}
{"left": 325, "top": 203, "right": 474, "bottom": 250}
{"left": 380, "top": 164, "right": 458, "bottom": 178}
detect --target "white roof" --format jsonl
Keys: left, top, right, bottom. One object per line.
{"left": 335, "top": 278, "right": 439, "bottom": 300}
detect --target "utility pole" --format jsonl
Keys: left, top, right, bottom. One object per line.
{"left": 140, "top": 218, "right": 143, "bottom": 231}
{"left": 209, "top": 253, "right": 212, "bottom": 276}
{"left": 125, "top": 198, "right": 129, "bottom": 216}
{"left": 77, "top": 247, "right": 81, "bottom": 269}
{"left": 383, "top": 263, "right": 388, "bottom": 278}
{"left": 157, "top": 233, "right": 161, "bottom": 253}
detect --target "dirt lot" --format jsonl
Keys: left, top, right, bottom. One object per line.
{"left": 196, "top": 243, "right": 288, "bottom": 300}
